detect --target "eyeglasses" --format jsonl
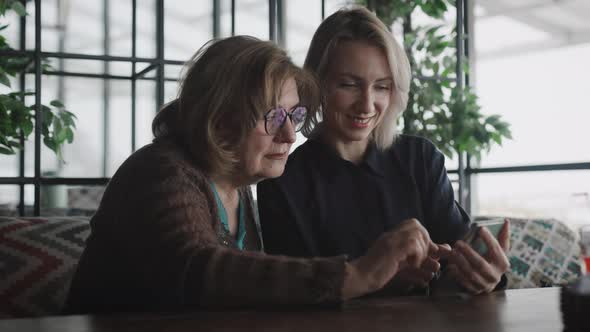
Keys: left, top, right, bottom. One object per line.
{"left": 264, "top": 106, "right": 307, "bottom": 135}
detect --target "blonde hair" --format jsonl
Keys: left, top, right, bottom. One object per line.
{"left": 303, "top": 6, "right": 411, "bottom": 150}
{"left": 153, "top": 36, "right": 319, "bottom": 176}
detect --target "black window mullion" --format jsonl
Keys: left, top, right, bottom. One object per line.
{"left": 17, "top": 0, "right": 27, "bottom": 216}
{"left": 33, "top": 0, "right": 42, "bottom": 216}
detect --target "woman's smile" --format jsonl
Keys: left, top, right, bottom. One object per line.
{"left": 347, "top": 114, "right": 377, "bottom": 128}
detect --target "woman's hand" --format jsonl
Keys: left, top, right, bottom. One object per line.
{"left": 342, "top": 218, "right": 439, "bottom": 300}
{"left": 390, "top": 244, "right": 452, "bottom": 291}
{"left": 447, "top": 219, "right": 511, "bottom": 294}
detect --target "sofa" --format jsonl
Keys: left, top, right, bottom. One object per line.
{"left": 0, "top": 215, "right": 584, "bottom": 318}
{"left": 0, "top": 216, "right": 90, "bottom": 318}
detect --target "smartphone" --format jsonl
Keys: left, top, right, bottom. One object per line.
{"left": 464, "top": 219, "right": 505, "bottom": 256}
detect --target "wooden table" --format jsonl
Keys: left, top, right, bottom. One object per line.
{"left": 0, "top": 288, "right": 562, "bottom": 332}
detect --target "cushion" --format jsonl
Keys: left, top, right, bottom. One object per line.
{"left": 0, "top": 216, "right": 91, "bottom": 318}
{"left": 504, "top": 218, "right": 583, "bottom": 289}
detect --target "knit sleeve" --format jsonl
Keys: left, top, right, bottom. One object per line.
{"left": 188, "top": 248, "right": 346, "bottom": 307}
{"left": 122, "top": 148, "right": 346, "bottom": 309}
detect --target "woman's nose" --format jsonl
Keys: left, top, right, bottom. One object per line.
{"left": 274, "top": 117, "right": 296, "bottom": 143}
{"left": 357, "top": 88, "right": 375, "bottom": 114}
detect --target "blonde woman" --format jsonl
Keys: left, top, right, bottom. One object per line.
{"left": 64, "top": 36, "right": 440, "bottom": 314}
{"left": 258, "top": 7, "right": 509, "bottom": 295}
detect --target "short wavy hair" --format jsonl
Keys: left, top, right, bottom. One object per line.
{"left": 303, "top": 6, "right": 411, "bottom": 150}
{"left": 152, "top": 36, "right": 319, "bottom": 177}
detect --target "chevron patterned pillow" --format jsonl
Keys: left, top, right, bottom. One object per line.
{"left": 0, "top": 216, "right": 90, "bottom": 318}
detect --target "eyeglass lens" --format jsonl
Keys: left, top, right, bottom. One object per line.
{"left": 266, "top": 106, "right": 307, "bottom": 135}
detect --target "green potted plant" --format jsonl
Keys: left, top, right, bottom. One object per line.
{"left": 356, "top": 0, "right": 512, "bottom": 161}
{"left": 0, "top": 0, "right": 76, "bottom": 161}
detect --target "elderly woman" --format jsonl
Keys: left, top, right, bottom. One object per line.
{"left": 257, "top": 7, "right": 510, "bottom": 295}
{"left": 64, "top": 36, "right": 440, "bottom": 314}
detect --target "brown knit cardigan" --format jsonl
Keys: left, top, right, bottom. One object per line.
{"left": 63, "top": 138, "right": 346, "bottom": 314}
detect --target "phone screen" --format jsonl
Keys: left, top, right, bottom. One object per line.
{"left": 468, "top": 219, "right": 504, "bottom": 256}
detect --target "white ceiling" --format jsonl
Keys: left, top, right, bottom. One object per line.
{"left": 475, "top": 0, "right": 590, "bottom": 59}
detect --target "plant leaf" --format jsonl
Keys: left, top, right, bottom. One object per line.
{"left": 21, "top": 119, "right": 33, "bottom": 136}
{"left": 56, "top": 126, "right": 68, "bottom": 143}
{"left": 0, "top": 72, "right": 11, "bottom": 87}
{"left": 11, "top": 1, "right": 27, "bottom": 16}
{"left": 7, "top": 139, "right": 22, "bottom": 149}
{"left": 50, "top": 100, "right": 64, "bottom": 108}
{"left": 52, "top": 116, "right": 62, "bottom": 136}
{"left": 65, "top": 127, "right": 74, "bottom": 143}
{"left": 43, "top": 136, "right": 57, "bottom": 153}
{"left": 0, "top": 146, "right": 15, "bottom": 154}
{"left": 41, "top": 110, "right": 53, "bottom": 126}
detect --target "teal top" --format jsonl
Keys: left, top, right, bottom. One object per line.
{"left": 210, "top": 183, "right": 247, "bottom": 250}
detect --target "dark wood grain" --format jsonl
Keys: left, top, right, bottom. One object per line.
{"left": 0, "top": 288, "right": 562, "bottom": 332}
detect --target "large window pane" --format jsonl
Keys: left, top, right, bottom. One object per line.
{"left": 107, "top": 1, "right": 133, "bottom": 57}
{"left": 475, "top": 6, "right": 590, "bottom": 167}
{"left": 219, "top": 0, "right": 234, "bottom": 38}
{"left": 0, "top": 10, "right": 21, "bottom": 185}
{"left": 0, "top": 152, "right": 19, "bottom": 178}
{"left": 0, "top": 185, "right": 35, "bottom": 216}
{"left": 285, "top": 0, "right": 322, "bottom": 65}
{"left": 21, "top": 76, "right": 134, "bottom": 178}
{"left": 22, "top": 74, "right": 67, "bottom": 177}
{"left": 0, "top": 185, "right": 20, "bottom": 215}
{"left": 164, "top": 0, "right": 213, "bottom": 61}
{"left": 325, "top": 0, "right": 349, "bottom": 18}
{"left": 235, "top": 0, "right": 268, "bottom": 39}
{"left": 2, "top": 3, "right": 21, "bottom": 48}
{"left": 164, "top": 64, "right": 183, "bottom": 100}
{"left": 24, "top": 1, "right": 155, "bottom": 58}
{"left": 106, "top": 80, "right": 132, "bottom": 175}
{"left": 53, "top": 1, "right": 103, "bottom": 54}
{"left": 136, "top": 0, "right": 157, "bottom": 59}
{"left": 25, "top": 1, "right": 133, "bottom": 57}
{"left": 284, "top": 0, "right": 322, "bottom": 151}
{"left": 54, "top": 59, "right": 132, "bottom": 77}
{"left": 474, "top": 171, "right": 590, "bottom": 229}
{"left": 135, "top": 80, "right": 157, "bottom": 149}
{"left": 32, "top": 76, "right": 104, "bottom": 177}
{"left": 37, "top": 185, "right": 105, "bottom": 216}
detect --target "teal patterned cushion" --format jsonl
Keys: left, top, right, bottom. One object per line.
{"left": 506, "top": 218, "right": 582, "bottom": 288}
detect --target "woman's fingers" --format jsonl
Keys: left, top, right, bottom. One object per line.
{"left": 398, "top": 268, "right": 430, "bottom": 287}
{"left": 355, "top": 219, "right": 429, "bottom": 291}
{"left": 350, "top": 218, "right": 464, "bottom": 297}
{"left": 414, "top": 257, "right": 440, "bottom": 282}
{"left": 394, "top": 219, "right": 432, "bottom": 268}
{"left": 428, "top": 241, "right": 439, "bottom": 256}
{"left": 447, "top": 264, "right": 484, "bottom": 294}
{"left": 449, "top": 226, "right": 512, "bottom": 294}
{"left": 454, "top": 241, "right": 499, "bottom": 284}
{"left": 432, "top": 243, "right": 452, "bottom": 260}
{"left": 421, "top": 257, "right": 441, "bottom": 274}
{"left": 359, "top": 218, "right": 454, "bottom": 292}
{"left": 397, "top": 257, "right": 441, "bottom": 287}
{"left": 479, "top": 226, "right": 511, "bottom": 273}
{"left": 498, "top": 219, "right": 511, "bottom": 252}
{"left": 449, "top": 241, "right": 492, "bottom": 292}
